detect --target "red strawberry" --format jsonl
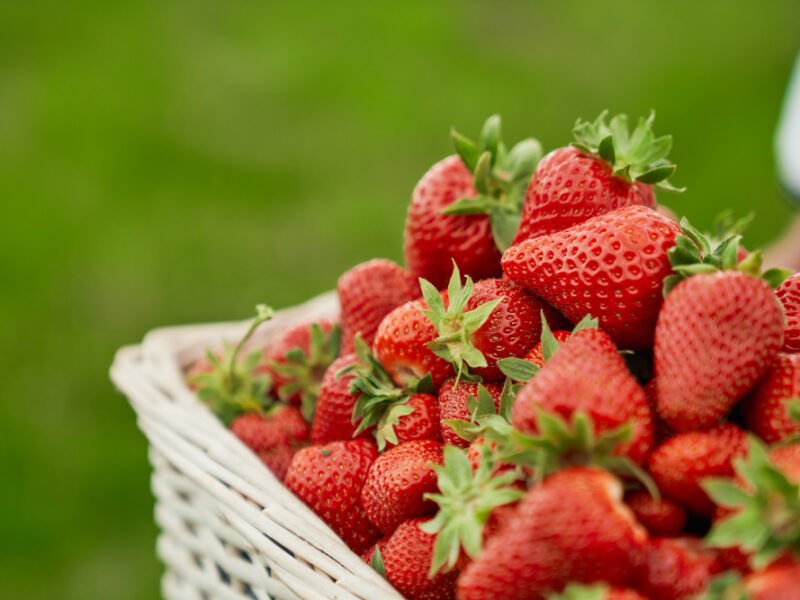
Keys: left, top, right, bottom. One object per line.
{"left": 374, "top": 299, "right": 454, "bottom": 388}
{"left": 284, "top": 438, "right": 381, "bottom": 554}
{"left": 512, "top": 328, "right": 655, "bottom": 466}
{"left": 624, "top": 490, "right": 687, "bottom": 537}
{"left": 422, "top": 268, "right": 568, "bottom": 382}
{"left": 380, "top": 518, "right": 460, "bottom": 600}
{"left": 260, "top": 319, "right": 340, "bottom": 419}
{"left": 513, "top": 112, "right": 678, "bottom": 244}
{"left": 647, "top": 423, "right": 748, "bottom": 516}
{"left": 337, "top": 258, "right": 420, "bottom": 353}
{"left": 744, "top": 559, "right": 800, "bottom": 599}
{"left": 439, "top": 380, "right": 503, "bottom": 447}
{"left": 776, "top": 273, "right": 800, "bottom": 353}
{"left": 362, "top": 440, "right": 444, "bottom": 534}
{"left": 404, "top": 116, "right": 542, "bottom": 289}
{"left": 391, "top": 393, "right": 443, "bottom": 447}
{"left": 503, "top": 205, "right": 681, "bottom": 349}
{"left": 309, "top": 353, "right": 370, "bottom": 444}
{"left": 230, "top": 407, "right": 309, "bottom": 480}
{"left": 654, "top": 271, "right": 784, "bottom": 431}
{"left": 635, "top": 536, "right": 724, "bottom": 600}
{"left": 456, "top": 467, "right": 648, "bottom": 600}
{"left": 745, "top": 353, "right": 800, "bottom": 443}
{"left": 705, "top": 441, "right": 800, "bottom": 572}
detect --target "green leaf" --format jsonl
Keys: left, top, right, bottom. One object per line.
{"left": 370, "top": 545, "right": 386, "bottom": 578}
{"left": 472, "top": 151, "right": 493, "bottom": 195}
{"left": 597, "top": 134, "right": 616, "bottom": 165}
{"left": 489, "top": 207, "right": 521, "bottom": 252}
{"left": 420, "top": 277, "right": 446, "bottom": 319}
{"left": 506, "top": 138, "right": 542, "bottom": 182}
{"left": 451, "top": 128, "right": 480, "bottom": 172}
{"left": 762, "top": 267, "right": 793, "bottom": 289}
{"left": 441, "top": 195, "right": 495, "bottom": 216}
{"left": 571, "top": 314, "right": 598, "bottom": 331}
{"left": 788, "top": 399, "right": 800, "bottom": 423}
{"left": 540, "top": 311, "right": 560, "bottom": 361}
{"left": 702, "top": 478, "right": 752, "bottom": 507}
{"left": 497, "top": 357, "right": 539, "bottom": 382}
{"left": 636, "top": 164, "right": 676, "bottom": 184}
{"left": 479, "top": 114, "right": 502, "bottom": 158}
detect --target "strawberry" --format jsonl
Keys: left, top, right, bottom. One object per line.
{"left": 654, "top": 222, "right": 787, "bottom": 431}
{"left": 374, "top": 298, "right": 454, "bottom": 389}
{"left": 456, "top": 467, "right": 648, "bottom": 600}
{"left": 512, "top": 327, "right": 655, "bottom": 466}
{"left": 284, "top": 438, "right": 381, "bottom": 554}
{"left": 404, "top": 116, "right": 542, "bottom": 288}
{"left": 229, "top": 407, "right": 309, "bottom": 480}
{"left": 376, "top": 518, "right": 460, "bottom": 600}
{"left": 513, "top": 111, "right": 679, "bottom": 244}
{"left": 337, "top": 258, "right": 420, "bottom": 353}
{"left": 776, "top": 273, "right": 800, "bottom": 353}
{"left": 420, "top": 445, "right": 524, "bottom": 574}
{"left": 624, "top": 490, "right": 688, "bottom": 537}
{"left": 523, "top": 329, "right": 572, "bottom": 369}
{"left": 503, "top": 205, "right": 681, "bottom": 349}
{"left": 743, "top": 559, "right": 800, "bottom": 599}
{"left": 340, "top": 336, "right": 443, "bottom": 450}
{"left": 309, "top": 353, "right": 370, "bottom": 444}
{"left": 260, "top": 319, "right": 340, "bottom": 420}
{"left": 744, "top": 353, "right": 800, "bottom": 443}
{"left": 635, "top": 536, "right": 724, "bottom": 600}
{"left": 420, "top": 264, "right": 568, "bottom": 382}
{"left": 546, "top": 584, "right": 647, "bottom": 600}
{"left": 362, "top": 440, "right": 444, "bottom": 534}
{"left": 647, "top": 423, "right": 748, "bottom": 516}
{"left": 439, "top": 380, "right": 503, "bottom": 447}
{"left": 704, "top": 440, "right": 800, "bottom": 571}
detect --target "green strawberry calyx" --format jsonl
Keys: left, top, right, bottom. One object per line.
{"left": 443, "top": 379, "right": 517, "bottom": 445}
{"left": 338, "top": 335, "right": 435, "bottom": 451}
{"left": 545, "top": 582, "right": 616, "bottom": 600}
{"left": 703, "top": 437, "right": 800, "bottom": 569}
{"left": 663, "top": 216, "right": 793, "bottom": 296}
{"left": 420, "top": 444, "right": 525, "bottom": 575}
{"left": 420, "top": 262, "right": 501, "bottom": 383}
{"left": 442, "top": 114, "right": 543, "bottom": 251}
{"left": 189, "top": 304, "right": 276, "bottom": 425}
{"left": 497, "top": 312, "right": 598, "bottom": 383}
{"left": 268, "top": 322, "right": 341, "bottom": 421}
{"left": 695, "top": 571, "right": 748, "bottom": 600}
{"left": 572, "top": 110, "right": 683, "bottom": 192}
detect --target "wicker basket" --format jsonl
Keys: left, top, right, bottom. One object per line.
{"left": 110, "top": 292, "right": 405, "bottom": 600}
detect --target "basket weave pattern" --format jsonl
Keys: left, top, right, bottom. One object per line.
{"left": 110, "top": 293, "right": 404, "bottom": 600}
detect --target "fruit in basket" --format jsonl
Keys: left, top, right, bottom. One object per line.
{"left": 647, "top": 423, "right": 748, "bottom": 516}
{"left": 513, "top": 111, "right": 680, "bottom": 245}
{"left": 512, "top": 327, "right": 655, "bottom": 465}
{"left": 438, "top": 380, "right": 503, "bottom": 447}
{"left": 635, "top": 536, "right": 724, "bottom": 599}
{"left": 337, "top": 258, "right": 420, "bottom": 353}
{"left": 456, "top": 467, "right": 647, "bottom": 600}
{"left": 362, "top": 439, "right": 444, "bottom": 534}
{"left": 404, "top": 115, "right": 542, "bottom": 289}
{"left": 229, "top": 408, "right": 309, "bottom": 481}
{"left": 260, "top": 318, "right": 341, "bottom": 420}
{"left": 422, "top": 266, "right": 568, "bottom": 382}
{"left": 744, "top": 353, "right": 800, "bottom": 443}
{"left": 503, "top": 205, "right": 681, "bottom": 349}
{"left": 776, "top": 273, "right": 800, "bottom": 353}
{"left": 624, "top": 490, "right": 688, "bottom": 537}
{"left": 309, "top": 352, "right": 370, "bottom": 444}
{"left": 284, "top": 438, "right": 382, "bottom": 554}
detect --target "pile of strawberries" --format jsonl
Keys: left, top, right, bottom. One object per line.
{"left": 188, "top": 113, "right": 800, "bottom": 600}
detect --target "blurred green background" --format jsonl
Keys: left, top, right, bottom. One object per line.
{"left": 1, "top": 1, "right": 798, "bottom": 598}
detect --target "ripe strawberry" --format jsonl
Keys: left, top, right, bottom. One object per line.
{"left": 654, "top": 271, "right": 784, "bottom": 431}
{"left": 230, "top": 407, "right": 309, "bottom": 480}
{"left": 260, "top": 318, "right": 340, "bottom": 419}
{"left": 512, "top": 328, "right": 655, "bottom": 466}
{"left": 647, "top": 423, "right": 748, "bottom": 516}
{"left": 439, "top": 380, "right": 503, "bottom": 447}
{"left": 362, "top": 440, "right": 444, "bottom": 534}
{"left": 404, "top": 116, "right": 542, "bottom": 289}
{"left": 635, "top": 536, "right": 724, "bottom": 600}
{"left": 374, "top": 299, "right": 454, "bottom": 389}
{"left": 456, "top": 467, "right": 648, "bottom": 600}
{"left": 284, "top": 438, "right": 381, "bottom": 554}
{"left": 337, "top": 258, "right": 420, "bottom": 353}
{"left": 523, "top": 329, "right": 572, "bottom": 369}
{"left": 704, "top": 441, "right": 800, "bottom": 571}
{"left": 776, "top": 273, "right": 800, "bottom": 353}
{"left": 744, "top": 353, "right": 800, "bottom": 443}
{"left": 309, "top": 353, "right": 370, "bottom": 444}
{"left": 546, "top": 584, "right": 648, "bottom": 600}
{"left": 513, "top": 111, "right": 678, "bottom": 244}
{"left": 624, "top": 490, "right": 687, "bottom": 537}
{"left": 743, "top": 559, "right": 800, "bottom": 599}
{"left": 378, "top": 518, "right": 460, "bottom": 600}
{"left": 503, "top": 205, "right": 681, "bottom": 349}
{"left": 421, "top": 266, "right": 568, "bottom": 382}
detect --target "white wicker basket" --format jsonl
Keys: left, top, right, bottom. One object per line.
{"left": 110, "top": 292, "right": 405, "bottom": 600}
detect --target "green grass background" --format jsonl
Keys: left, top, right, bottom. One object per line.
{"left": 1, "top": 1, "right": 798, "bottom": 598}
